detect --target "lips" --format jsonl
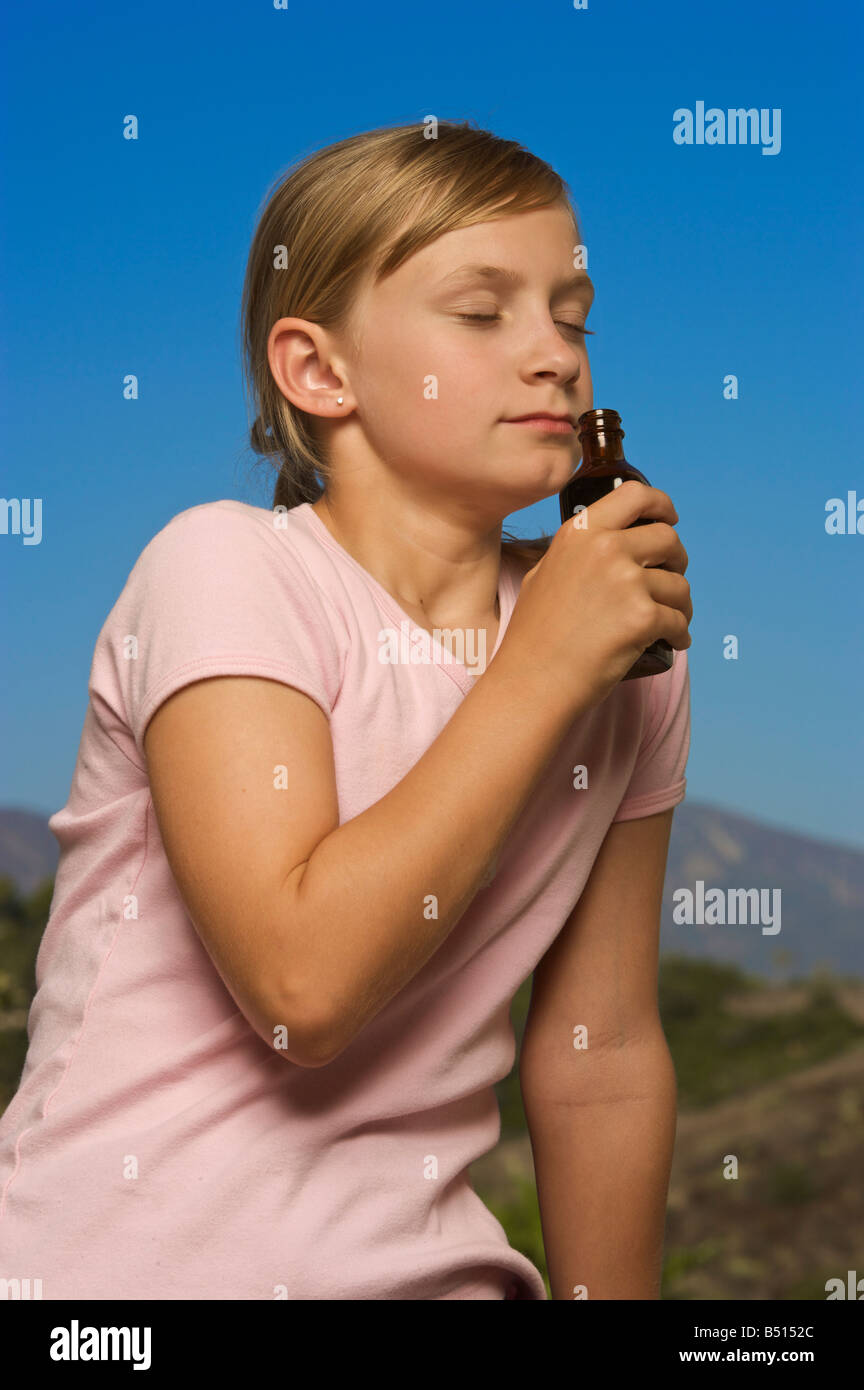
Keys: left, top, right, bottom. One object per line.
{"left": 504, "top": 413, "right": 575, "bottom": 434}
{"left": 505, "top": 412, "right": 576, "bottom": 426}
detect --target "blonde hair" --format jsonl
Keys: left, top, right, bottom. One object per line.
{"left": 240, "top": 119, "right": 580, "bottom": 562}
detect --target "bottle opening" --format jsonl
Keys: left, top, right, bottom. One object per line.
{"left": 578, "top": 407, "right": 623, "bottom": 433}
{"left": 577, "top": 407, "right": 626, "bottom": 463}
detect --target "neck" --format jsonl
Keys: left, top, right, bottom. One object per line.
{"left": 309, "top": 485, "right": 503, "bottom": 628}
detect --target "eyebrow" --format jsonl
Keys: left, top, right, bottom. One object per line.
{"left": 435, "top": 263, "right": 594, "bottom": 296}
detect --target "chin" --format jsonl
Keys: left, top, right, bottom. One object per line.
{"left": 520, "top": 457, "right": 578, "bottom": 496}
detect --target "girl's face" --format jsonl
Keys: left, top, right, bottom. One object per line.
{"left": 340, "top": 202, "right": 594, "bottom": 521}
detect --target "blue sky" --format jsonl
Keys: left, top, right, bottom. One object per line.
{"left": 1, "top": 0, "right": 861, "bottom": 848}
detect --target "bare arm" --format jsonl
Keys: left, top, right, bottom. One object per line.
{"left": 144, "top": 658, "right": 584, "bottom": 1068}
{"left": 519, "top": 810, "right": 679, "bottom": 1298}
{"left": 288, "top": 653, "right": 588, "bottom": 1059}
{"left": 522, "top": 1053, "right": 677, "bottom": 1299}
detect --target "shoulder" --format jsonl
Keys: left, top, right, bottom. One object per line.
{"left": 129, "top": 499, "right": 327, "bottom": 588}
{"left": 97, "top": 500, "right": 347, "bottom": 751}
{"left": 139, "top": 499, "right": 282, "bottom": 555}
{"left": 107, "top": 500, "right": 346, "bottom": 648}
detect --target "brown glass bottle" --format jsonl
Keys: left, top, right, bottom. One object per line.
{"left": 559, "top": 407, "right": 674, "bottom": 680}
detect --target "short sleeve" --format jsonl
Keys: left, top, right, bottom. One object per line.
{"left": 612, "top": 646, "right": 691, "bottom": 822}
{"left": 92, "top": 502, "right": 344, "bottom": 762}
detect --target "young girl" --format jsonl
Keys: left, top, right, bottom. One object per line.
{"left": 0, "top": 121, "right": 692, "bottom": 1301}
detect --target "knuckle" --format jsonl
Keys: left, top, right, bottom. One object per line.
{"left": 590, "top": 527, "right": 617, "bottom": 557}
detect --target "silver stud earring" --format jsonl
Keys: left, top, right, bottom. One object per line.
{"left": 336, "top": 396, "right": 343, "bottom": 405}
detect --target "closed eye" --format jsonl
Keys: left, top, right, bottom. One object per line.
{"left": 456, "top": 313, "right": 594, "bottom": 336}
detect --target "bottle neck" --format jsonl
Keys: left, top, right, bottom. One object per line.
{"left": 579, "top": 431, "right": 627, "bottom": 465}
{"left": 577, "top": 408, "right": 628, "bottom": 466}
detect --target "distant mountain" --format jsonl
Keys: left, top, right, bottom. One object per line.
{"left": 661, "top": 802, "right": 864, "bottom": 980}
{"left": 0, "top": 808, "right": 60, "bottom": 895}
{"left": 1, "top": 800, "right": 862, "bottom": 980}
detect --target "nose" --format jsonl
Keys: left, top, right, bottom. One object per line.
{"left": 525, "top": 325, "right": 583, "bottom": 385}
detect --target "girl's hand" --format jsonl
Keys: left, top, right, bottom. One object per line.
{"left": 496, "top": 481, "right": 692, "bottom": 712}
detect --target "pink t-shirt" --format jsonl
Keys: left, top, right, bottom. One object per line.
{"left": 0, "top": 498, "right": 690, "bottom": 1300}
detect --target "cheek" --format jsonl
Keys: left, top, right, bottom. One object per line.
{"left": 363, "top": 332, "right": 488, "bottom": 441}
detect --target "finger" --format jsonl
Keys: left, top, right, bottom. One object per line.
{"left": 644, "top": 567, "right": 693, "bottom": 622}
{"left": 650, "top": 602, "right": 693, "bottom": 650}
{"left": 561, "top": 480, "right": 678, "bottom": 531}
{"left": 618, "top": 521, "right": 689, "bottom": 574}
